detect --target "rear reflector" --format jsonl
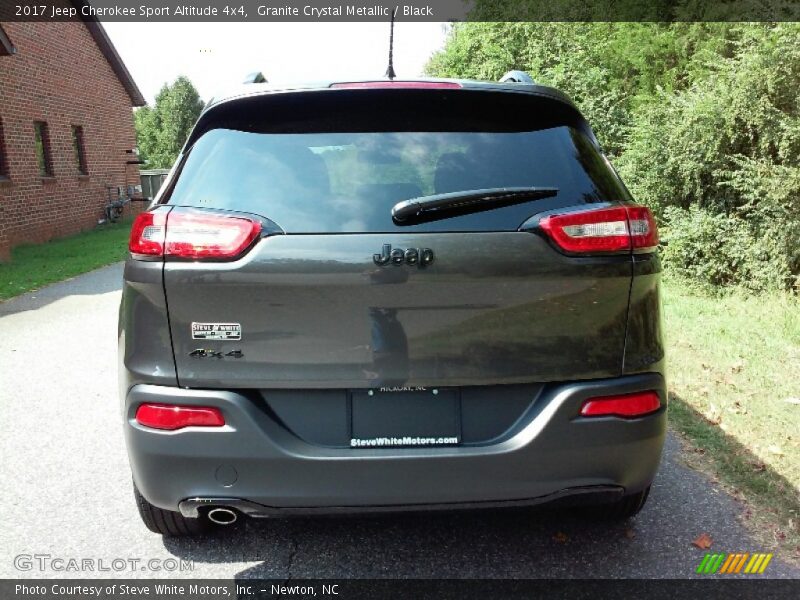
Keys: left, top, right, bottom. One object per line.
{"left": 538, "top": 205, "right": 659, "bottom": 254}
{"left": 579, "top": 391, "right": 661, "bottom": 418}
{"left": 135, "top": 403, "right": 225, "bottom": 430}
{"left": 331, "top": 81, "right": 462, "bottom": 89}
{"left": 129, "top": 210, "right": 261, "bottom": 260}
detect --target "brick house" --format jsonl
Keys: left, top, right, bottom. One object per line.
{"left": 0, "top": 5, "right": 145, "bottom": 262}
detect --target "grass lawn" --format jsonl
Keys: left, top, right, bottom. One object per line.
{"left": 663, "top": 279, "right": 800, "bottom": 554}
{"left": 0, "top": 219, "right": 132, "bottom": 301}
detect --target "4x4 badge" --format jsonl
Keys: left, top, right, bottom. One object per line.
{"left": 373, "top": 244, "right": 434, "bottom": 267}
{"left": 189, "top": 349, "right": 243, "bottom": 359}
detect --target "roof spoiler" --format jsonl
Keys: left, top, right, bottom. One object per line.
{"left": 499, "top": 70, "right": 535, "bottom": 84}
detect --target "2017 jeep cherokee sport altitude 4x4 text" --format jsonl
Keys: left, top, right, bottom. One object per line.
{"left": 119, "top": 78, "right": 666, "bottom": 535}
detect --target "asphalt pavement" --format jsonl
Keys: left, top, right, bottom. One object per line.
{"left": 1, "top": 263, "right": 798, "bottom": 579}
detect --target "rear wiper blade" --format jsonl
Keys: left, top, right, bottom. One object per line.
{"left": 391, "top": 187, "right": 559, "bottom": 224}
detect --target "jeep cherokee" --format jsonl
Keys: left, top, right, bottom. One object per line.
{"left": 119, "top": 76, "right": 666, "bottom": 535}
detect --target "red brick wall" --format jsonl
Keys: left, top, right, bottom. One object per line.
{"left": 0, "top": 12, "right": 142, "bottom": 262}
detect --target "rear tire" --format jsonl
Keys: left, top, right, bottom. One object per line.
{"left": 133, "top": 484, "right": 209, "bottom": 536}
{"left": 583, "top": 485, "right": 651, "bottom": 520}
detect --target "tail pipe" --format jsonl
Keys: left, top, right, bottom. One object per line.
{"left": 206, "top": 507, "right": 238, "bottom": 525}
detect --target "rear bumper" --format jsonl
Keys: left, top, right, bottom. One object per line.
{"left": 125, "top": 373, "right": 667, "bottom": 513}
{"left": 176, "top": 486, "right": 627, "bottom": 518}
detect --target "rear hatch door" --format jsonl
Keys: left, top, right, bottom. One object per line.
{"left": 162, "top": 87, "right": 633, "bottom": 389}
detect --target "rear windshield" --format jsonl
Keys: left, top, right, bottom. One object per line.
{"left": 166, "top": 91, "right": 630, "bottom": 233}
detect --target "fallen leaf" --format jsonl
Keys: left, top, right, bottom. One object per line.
{"left": 552, "top": 531, "right": 569, "bottom": 544}
{"left": 624, "top": 528, "right": 636, "bottom": 539}
{"left": 784, "top": 397, "right": 800, "bottom": 405}
{"left": 692, "top": 533, "right": 713, "bottom": 549}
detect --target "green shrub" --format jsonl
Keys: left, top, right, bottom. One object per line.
{"left": 661, "top": 207, "right": 795, "bottom": 293}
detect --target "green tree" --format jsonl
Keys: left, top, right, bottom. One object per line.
{"left": 426, "top": 22, "right": 739, "bottom": 156}
{"left": 134, "top": 76, "right": 205, "bottom": 169}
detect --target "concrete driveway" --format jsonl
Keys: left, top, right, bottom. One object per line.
{"left": 1, "top": 263, "right": 797, "bottom": 579}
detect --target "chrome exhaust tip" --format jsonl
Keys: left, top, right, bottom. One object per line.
{"left": 207, "top": 507, "right": 238, "bottom": 525}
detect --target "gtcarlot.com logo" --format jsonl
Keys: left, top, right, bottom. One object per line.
{"left": 696, "top": 552, "right": 773, "bottom": 575}
{"left": 14, "top": 554, "right": 194, "bottom": 572}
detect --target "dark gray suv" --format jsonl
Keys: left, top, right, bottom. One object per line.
{"left": 119, "top": 77, "right": 666, "bottom": 536}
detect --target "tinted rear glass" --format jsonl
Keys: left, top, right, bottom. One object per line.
{"left": 166, "top": 90, "right": 630, "bottom": 233}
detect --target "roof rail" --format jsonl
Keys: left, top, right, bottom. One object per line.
{"left": 243, "top": 71, "right": 267, "bottom": 84}
{"left": 499, "top": 70, "right": 535, "bottom": 84}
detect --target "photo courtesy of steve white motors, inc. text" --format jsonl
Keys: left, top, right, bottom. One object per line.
{"left": 14, "top": 583, "right": 340, "bottom": 597}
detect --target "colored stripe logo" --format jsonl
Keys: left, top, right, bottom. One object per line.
{"left": 696, "top": 553, "right": 773, "bottom": 574}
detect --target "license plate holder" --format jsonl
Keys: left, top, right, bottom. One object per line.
{"left": 350, "top": 389, "right": 460, "bottom": 448}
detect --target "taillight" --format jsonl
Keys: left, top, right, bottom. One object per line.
{"left": 129, "top": 210, "right": 261, "bottom": 260}
{"left": 538, "top": 205, "right": 659, "bottom": 254}
{"left": 539, "top": 207, "right": 630, "bottom": 253}
{"left": 135, "top": 403, "right": 225, "bottom": 430}
{"left": 625, "top": 205, "right": 659, "bottom": 251}
{"left": 330, "top": 81, "right": 462, "bottom": 89}
{"left": 165, "top": 211, "right": 261, "bottom": 259}
{"left": 129, "top": 211, "right": 167, "bottom": 258}
{"left": 579, "top": 391, "right": 661, "bottom": 418}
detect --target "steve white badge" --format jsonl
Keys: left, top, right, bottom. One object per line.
{"left": 191, "top": 322, "right": 241, "bottom": 341}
